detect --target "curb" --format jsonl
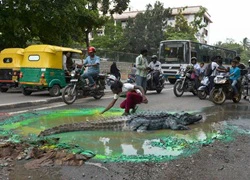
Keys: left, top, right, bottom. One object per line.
{"left": 0, "top": 97, "right": 62, "bottom": 110}
{"left": 0, "top": 89, "right": 112, "bottom": 110}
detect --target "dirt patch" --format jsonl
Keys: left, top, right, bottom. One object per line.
{"left": 1, "top": 135, "right": 250, "bottom": 180}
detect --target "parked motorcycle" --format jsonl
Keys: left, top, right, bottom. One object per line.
{"left": 62, "top": 70, "right": 106, "bottom": 105}
{"left": 127, "top": 73, "right": 136, "bottom": 84}
{"left": 173, "top": 65, "right": 197, "bottom": 97}
{"left": 209, "top": 73, "right": 242, "bottom": 105}
{"left": 146, "top": 70, "right": 165, "bottom": 93}
{"left": 197, "top": 76, "right": 210, "bottom": 100}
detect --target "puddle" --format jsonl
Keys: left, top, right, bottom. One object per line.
{"left": 1, "top": 105, "right": 250, "bottom": 162}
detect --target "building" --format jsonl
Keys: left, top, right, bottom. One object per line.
{"left": 112, "top": 6, "right": 212, "bottom": 44}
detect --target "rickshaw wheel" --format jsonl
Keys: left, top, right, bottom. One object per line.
{"left": 0, "top": 87, "right": 8, "bottom": 92}
{"left": 49, "top": 85, "right": 61, "bottom": 97}
{"left": 22, "top": 88, "right": 32, "bottom": 96}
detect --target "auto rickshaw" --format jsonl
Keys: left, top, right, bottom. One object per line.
{"left": 0, "top": 48, "right": 24, "bottom": 92}
{"left": 19, "top": 45, "right": 82, "bottom": 96}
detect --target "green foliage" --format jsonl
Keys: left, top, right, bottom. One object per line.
{"left": 0, "top": 0, "right": 129, "bottom": 50}
{"left": 214, "top": 38, "right": 250, "bottom": 64}
{"left": 164, "top": 7, "right": 207, "bottom": 42}
{"left": 91, "top": 19, "right": 124, "bottom": 50}
{"left": 122, "top": 1, "right": 171, "bottom": 54}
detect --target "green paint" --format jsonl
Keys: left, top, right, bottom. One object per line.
{"left": 1, "top": 107, "right": 250, "bottom": 163}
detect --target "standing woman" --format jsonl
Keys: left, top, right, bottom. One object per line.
{"left": 135, "top": 49, "right": 149, "bottom": 92}
{"left": 110, "top": 62, "right": 121, "bottom": 80}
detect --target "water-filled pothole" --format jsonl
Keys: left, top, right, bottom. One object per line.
{"left": 1, "top": 105, "right": 250, "bottom": 162}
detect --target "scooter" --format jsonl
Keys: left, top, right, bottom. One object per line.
{"left": 106, "top": 74, "right": 117, "bottom": 86}
{"left": 146, "top": 69, "right": 165, "bottom": 93}
{"left": 127, "top": 73, "right": 136, "bottom": 84}
{"left": 197, "top": 76, "right": 210, "bottom": 100}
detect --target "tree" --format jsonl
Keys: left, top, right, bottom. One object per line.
{"left": 91, "top": 19, "right": 124, "bottom": 50}
{"left": 0, "top": 0, "right": 130, "bottom": 50}
{"left": 83, "top": 0, "right": 130, "bottom": 47}
{"left": 122, "top": 1, "right": 171, "bottom": 54}
{"left": 164, "top": 6, "right": 207, "bottom": 42}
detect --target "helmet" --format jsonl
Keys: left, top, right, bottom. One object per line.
{"left": 191, "top": 57, "right": 197, "bottom": 61}
{"left": 88, "top": 46, "right": 96, "bottom": 53}
{"left": 151, "top": 55, "right": 157, "bottom": 60}
{"left": 248, "top": 59, "right": 250, "bottom": 63}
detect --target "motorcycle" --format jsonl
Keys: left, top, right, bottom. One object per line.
{"left": 173, "top": 65, "right": 197, "bottom": 97}
{"left": 197, "top": 76, "right": 210, "bottom": 100}
{"left": 209, "top": 73, "right": 242, "bottom": 105}
{"left": 242, "top": 73, "right": 250, "bottom": 100}
{"left": 62, "top": 69, "right": 106, "bottom": 105}
{"left": 146, "top": 69, "right": 165, "bottom": 93}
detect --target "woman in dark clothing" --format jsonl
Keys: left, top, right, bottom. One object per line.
{"left": 110, "top": 62, "right": 121, "bottom": 80}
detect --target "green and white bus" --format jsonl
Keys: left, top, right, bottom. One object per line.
{"left": 159, "top": 40, "right": 237, "bottom": 84}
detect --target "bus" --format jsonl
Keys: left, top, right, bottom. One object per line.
{"left": 158, "top": 40, "right": 237, "bottom": 84}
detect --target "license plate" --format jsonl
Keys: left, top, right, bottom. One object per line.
{"left": 70, "top": 79, "right": 78, "bottom": 82}
{"left": 168, "top": 76, "right": 175, "bottom": 78}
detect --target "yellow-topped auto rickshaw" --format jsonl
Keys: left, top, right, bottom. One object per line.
{"left": 0, "top": 48, "right": 24, "bottom": 92}
{"left": 19, "top": 44, "right": 83, "bottom": 96}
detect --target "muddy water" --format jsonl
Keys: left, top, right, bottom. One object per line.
{"left": 1, "top": 105, "right": 250, "bottom": 162}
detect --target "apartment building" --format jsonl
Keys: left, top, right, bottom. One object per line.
{"left": 112, "top": 6, "right": 212, "bottom": 44}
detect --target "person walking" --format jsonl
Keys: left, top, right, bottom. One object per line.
{"left": 135, "top": 49, "right": 149, "bottom": 92}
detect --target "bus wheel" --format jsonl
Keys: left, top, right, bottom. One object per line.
{"left": 168, "top": 79, "right": 176, "bottom": 84}
{"left": 49, "top": 85, "right": 61, "bottom": 97}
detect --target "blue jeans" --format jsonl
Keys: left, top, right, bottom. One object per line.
{"left": 81, "top": 72, "right": 98, "bottom": 86}
{"left": 231, "top": 80, "right": 238, "bottom": 95}
{"left": 136, "top": 75, "right": 147, "bottom": 92}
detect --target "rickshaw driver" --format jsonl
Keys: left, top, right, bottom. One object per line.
{"left": 63, "top": 51, "right": 75, "bottom": 74}
{"left": 81, "top": 46, "right": 100, "bottom": 88}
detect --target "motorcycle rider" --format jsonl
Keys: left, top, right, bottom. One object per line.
{"left": 229, "top": 59, "right": 241, "bottom": 98}
{"left": 81, "top": 46, "right": 100, "bottom": 88}
{"left": 148, "top": 55, "right": 162, "bottom": 87}
{"left": 191, "top": 57, "right": 200, "bottom": 89}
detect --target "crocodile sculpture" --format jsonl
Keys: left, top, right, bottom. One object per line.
{"left": 39, "top": 111, "right": 203, "bottom": 137}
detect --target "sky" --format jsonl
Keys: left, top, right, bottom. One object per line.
{"left": 129, "top": 0, "right": 250, "bottom": 45}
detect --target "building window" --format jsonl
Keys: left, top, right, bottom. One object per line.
{"left": 204, "top": 29, "right": 208, "bottom": 36}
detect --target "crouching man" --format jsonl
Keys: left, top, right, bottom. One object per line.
{"left": 100, "top": 81, "right": 148, "bottom": 116}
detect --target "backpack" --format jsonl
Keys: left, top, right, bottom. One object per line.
{"left": 205, "top": 63, "right": 214, "bottom": 76}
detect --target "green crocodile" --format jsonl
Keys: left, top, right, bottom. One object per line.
{"left": 39, "top": 111, "right": 203, "bottom": 137}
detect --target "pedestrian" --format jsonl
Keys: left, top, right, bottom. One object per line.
{"left": 100, "top": 80, "right": 148, "bottom": 116}
{"left": 135, "top": 49, "right": 150, "bottom": 92}
{"left": 131, "top": 63, "right": 137, "bottom": 75}
{"left": 110, "top": 62, "right": 121, "bottom": 80}
{"left": 81, "top": 46, "right": 100, "bottom": 88}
